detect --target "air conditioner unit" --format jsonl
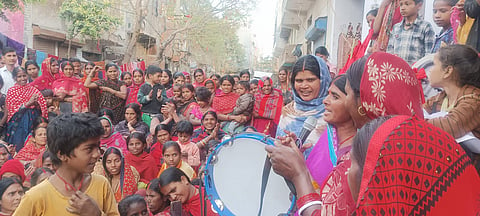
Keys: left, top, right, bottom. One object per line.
{"left": 305, "top": 17, "right": 327, "bottom": 41}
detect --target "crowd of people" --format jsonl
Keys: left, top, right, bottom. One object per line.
{"left": 0, "top": 0, "right": 477, "bottom": 215}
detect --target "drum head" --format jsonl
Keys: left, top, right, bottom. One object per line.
{"left": 205, "top": 133, "right": 294, "bottom": 215}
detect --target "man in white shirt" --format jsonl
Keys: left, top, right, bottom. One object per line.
{"left": 0, "top": 47, "right": 18, "bottom": 95}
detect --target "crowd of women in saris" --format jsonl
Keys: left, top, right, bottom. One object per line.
{"left": 0, "top": 49, "right": 295, "bottom": 215}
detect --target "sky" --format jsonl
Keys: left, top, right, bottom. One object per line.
{"left": 250, "top": 0, "right": 276, "bottom": 57}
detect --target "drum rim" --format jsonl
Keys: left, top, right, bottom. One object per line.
{"left": 204, "top": 132, "right": 295, "bottom": 215}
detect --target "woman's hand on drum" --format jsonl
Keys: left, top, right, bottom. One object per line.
{"left": 265, "top": 135, "right": 309, "bottom": 183}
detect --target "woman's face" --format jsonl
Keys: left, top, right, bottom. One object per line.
{"left": 202, "top": 113, "right": 217, "bottom": 130}
{"left": 63, "top": 65, "right": 74, "bottom": 78}
{"left": 197, "top": 100, "right": 208, "bottom": 108}
{"left": 26, "top": 64, "right": 39, "bottom": 79}
{"left": 160, "top": 177, "right": 192, "bottom": 204}
{"left": 0, "top": 183, "right": 24, "bottom": 214}
{"left": 344, "top": 80, "right": 365, "bottom": 129}
{"left": 205, "top": 83, "right": 215, "bottom": 93}
{"left": 262, "top": 79, "right": 273, "bottom": 95}
{"left": 240, "top": 73, "right": 250, "bottom": 81}
{"left": 163, "top": 146, "right": 180, "bottom": 167}
{"left": 34, "top": 127, "right": 47, "bottom": 146}
{"left": 42, "top": 157, "right": 55, "bottom": 171}
{"left": 278, "top": 70, "right": 287, "bottom": 82}
{"left": 133, "top": 71, "right": 144, "bottom": 85}
{"left": 348, "top": 149, "right": 361, "bottom": 203}
{"left": 182, "top": 88, "right": 194, "bottom": 101}
{"left": 221, "top": 80, "right": 233, "bottom": 94}
{"left": 323, "top": 84, "right": 351, "bottom": 125}
{"left": 85, "top": 64, "right": 95, "bottom": 75}
{"left": 105, "top": 153, "right": 122, "bottom": 176}
{"left": 106, "top": 66, "right": 119, "bottom": 81}
{"left": 0, "top": 148, "right": 9, "bottom": 167}
{"left": 184, "top": 74, "right": 191, "bottom": 84}
{"left": 156, "top": 129, "right": 171, "bottom": 144}
{"left": 124, "top": 108, "right": 137, "bottom": 123}
{"left": 123, "top": 74, "right": 132, "bottom": 86}
{"left": 294, "top": 70, "right": 321, "bottom": 101}
{"left": 194, "top": 72, "right": 205, "bottom": 83}
{"left": 145, "top": 189, "right": 164, "bottom": 214}
{"left": 160, "top": 72, "right": 170, "bottom": 85}
{"left": 50, "top": 61, "right": 59, "bottom": 74}
{"left": 128, "top": 138, "right": 145, "bottom": 156}
{"left": 101, "top": 119, "right": 112, "bottom": 138}
{"left": 15, "top": 70, "right": 28, "bottom": 86}
{"left": 429, "top": 54, "right": 448, "bottom": 88}
{"left": 174, "top": 76, "right": 185, "bottom": 85}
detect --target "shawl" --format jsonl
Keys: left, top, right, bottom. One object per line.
{"left": 126, "top": 80, "right": 144, "bottom": 105}
{"left": 276, "top": 55, "right": 331, "bottom": 145}
{"left": 150, "top": 142, "right": 163, "bottom": 167}
{"left": 52, "top": 73, "right": 89, "bottom": 112}
{"left": 100, "top": 117, "right": 127, "bottom": 153}
{"left": 157, "top": 160, "right": 197, "bottom": 180}
{"left": 6, "top": 84, "right": 48, "bottom": 121}
{"left": 254, "top": 77, "right": 283, "bottom": 124}
{"left": 356, "top": 116, "right": 480, "bottom": 215}
{"left": 212, "top": 92, "right": 239, "bottom": 115}
{"left": 114, "top": 120, "right": 150, "bottom": 139}
{"left": 14, "top": 142, "right": 45, "bottom": 162}
{"left": 125, "top": 151, "right": 159, "bottom": 184}
{"left": 360, "top": 52, "right": 424, "bottom": 119}
{"left": 30, "top": 57, "right": 61, "bottom": 91}
{"left": 372, "top": 0, "right": 402, "bottom": 52}
{"left": 113, "top": 162, "right": 139, "bottom": 202}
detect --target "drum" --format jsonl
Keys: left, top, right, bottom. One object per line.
{"left": 205, "top": 132, "right": 295, "bottom": 216}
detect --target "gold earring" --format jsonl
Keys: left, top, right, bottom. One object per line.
{"left": 358, "top": 106, "right": 366, "bottom": 116}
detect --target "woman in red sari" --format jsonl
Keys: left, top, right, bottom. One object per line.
{"left": 15, "top": 126, "right": 46, "bottom": 164}
{"left": 102, "top": 147, "right": 139, "bottom": 202}
{"left": 125, "top": 69, "right": 144, "bottom": 106}
{"left": 30, "top": 57, "right": 60, "bottom": 91}
{"left": 253, "top": 77, "right": 283, "bottom": 137}
{"left": 125, "top": 132, "right": 159, "bottom": 184}
{"left": 52, "top": 61, "right": 88, "bottom": 113}
{"left": 212, "top": 75, "right": 239, "bottom": 119}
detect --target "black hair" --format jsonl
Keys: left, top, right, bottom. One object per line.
{"left": 85, "top": 61, "right": 96, "bottom": 68}
{"left": 0, "top": 177, "right": 22, "bottom": 199}
{"left": 237, "top": 80, "right": 250, "bottom": 91}
{"left": 315, "top": 46, "right": 329, "bottom": 57}
{"left": 291, "top": 55, "right": 321, "bottom": 87}
{"left": 162, "top": 69, "right": 173, "bottom": 88}
{"left": 147, "top": 178, "right": 162, "bottom": 194}
{"left": 433, "top": 0, "right": 458, "bottom": 6}
{"left": 69, "top": 57, "right": 81, "bottom": 63}
{"left": 32, "top": 117, "right": 48, "bottom": 131}
{"left": 61, "top": 61, "right": 73, "bottom": 71}
{"left": 154, "top": 124, "right": 171, "bottom": 143}
{"left": 25, "top": 60, "right": 39, "bottom": 70}
{"left": 173, "top": 72, "right": 185, "bottom": 80}
{"left": 47, "top": 113, "right": 104, "bottom": 165}
{"left": 351, "top": 116, "right": 391, "bottom": 189}
{"left": 195, "top": 87, "right": 212, "bottom": 102}
{"left": 2, "top": 47, "right": 15, "bottom": 56}
{"left": 40, "top": 89, "right": 54, "bottom": 97}
{"left": 366, "top": 8, "right": 378, "bottom": 17}
{"left": 210, "top": 74, "right": 221, "bottom": 80}
{"left": 220, "top": 75, "right": 235, "bottom": 86}
{"left": 194, "top": 68, "right": 204, "bottom": 77}
{"left": 121, "top": 71, "right": 132, "bottom": 80}
{"left": 126, "top": 132, "right": 147, "bottom": 147}
{"left": 0, "top": 76, "right": 3, "bottom": 89}
{"left": 204, "top": 79, "right": 215, "bottom": 87}
{"left": 124, "top": 103, "right": 142, "bottom": 122}
{"left": 12, "top": 67, "right": 25, "bottom": 79}
{"left": 42, "top": 151, "right": 54, "bottom": 163}
{"left": 162, "top": 141, "right": 181, "bottom": 154}
{"left": 413, "top": 0, "right": 424, "bottom": 3}
{"left": 30, "top": 167, "right": 54, "bottom": 186}
{"left": 105, "top": 63, "right": 119, "bottom": 72}
{"left": 346, "top": 56, "right": 369, "bottom": 98}
{"left": 239, "top": 69, "right": 250, "bottom": 78}
{"left": 98, "top": 108, "right": 115, "bottom": 123}
{"left": 146, "top": 65, "right": 163, "bottom": 77}
{"left": 0, "top": 144, "right": 12, "bottom": 160}
{"left": 243, "top": 126, "right": 257, "bottom": 132}
{"left": 159, "top": 167, "right": 190, "bottom": 187}
{"left": 118, "top": 194, "right": 147, "bottom": 216}
{"left": 175, "top": 120, "right": 193, "bottom": 135}
{"left": 332, "top": 74, "right": 347, "bottom": 95}
{"left": 132, "top": 68, "right": 144, "bottom": 77}
{"left": 437, "top": 44, "right": 480, "bottom": 89}
{"left": 102, "top": 147, "right": 125, "bottom": 179}
{"left": 202, "top": 110, "right": 218, "bottom": 122}
{"left": 278, "top": 67, "right": 289, "bottom": 74}
{"left": 182, "top": 83, "right": 195, "bottom": 93}
{"left": 232, "top": 75, "right": 240, "bottom": 80}
{"left": 250, "top": 79, "right": 259, "bottom": 85}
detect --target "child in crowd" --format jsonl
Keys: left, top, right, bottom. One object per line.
{"left": 146, "top": 178, "right": 168, "bottom": 216}
{"left": 250, "top": 79, "right": 259, "bottom": 95}
{"left": 226, "top": 81, "right": 254, "bottom": 132}
{"left": 431, "top": 0, "right": 457, "bottom": 52}
{"left": 125, "top": 132, "right": 159, "bottom": 184}
{"left": 150, "top": 124, "right": 172, "bottom": 167}
{"left": 138, "top": 65, "right": 166, "bottom": 126}
{"left": 175, "top": 121, "right": 200, "bottom": 168}
{"left": 14, "top": 113, "right": 119, "bottom": 215}
{"left": 41, "top": 89, "right": 59, "bottom": 119}
{"left": 118, "top": 194, "right": 149, "bottom": 216}
{"left": 30, "top": 167, "right": 54, "bottom": 186}
{"left": 157, "top": 141, "right": 196, "bottom": 180}
{"left": 387, "top": 0, "right": 436, "bottom": 65}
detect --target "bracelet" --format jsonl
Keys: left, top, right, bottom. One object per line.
{"left": 297, "top": 192, "right": 321, "bottom": 209}
{"left": 298, "top": 201, "right": 323, "bottom": 216}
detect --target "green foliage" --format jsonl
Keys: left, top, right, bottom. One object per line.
{"left": 59, "top": 0, "right": 121, "bottom": 40}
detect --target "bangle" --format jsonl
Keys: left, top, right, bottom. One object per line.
{"left": 297, "top": 193, "right": 321, "bottom": 209}
{"left": 298, "top": 201, "right": 323, "bottom": 216}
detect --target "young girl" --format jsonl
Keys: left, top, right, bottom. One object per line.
{"left": 177, "top": 84, "right": 199, "bottom": 120}
{"left": 145, "top": 178, "right": 168, "bottom": 215}
{"left": 204, "top": 79, "right": 219, "bottom": 96}
{"left": 250, "top": 79, "right": 259, "bottom": 95}
{"left": 124, "top": 132, "right": 159, "bottom": 184}
{"left": 125, "top": 69, "right": 144, "bottom": 106}
{"left": 121, "top": 72, "right": 133, "bottom": 87}
{"left": 156, "top": 141, "right": 196, "bottom": 180}
{"left": 158, "top": 167, "right": 216, "bottom": 216}
{"left": 167, "top": 72, "right": 185, "bottom": 98}
{"left": 150, "top": 124, "right": 172, "bottom": 167}
{"left": 84, "top": 63, "right": 127, "bottom": 125}
{"left": 431, "top": 0, "right": 456, "bottom": 52}
{"left": 103, "top": 147, "right": 140, "bottom": 202}
{"left": 118, "top": 194, "right": 149, "bottom": 216}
